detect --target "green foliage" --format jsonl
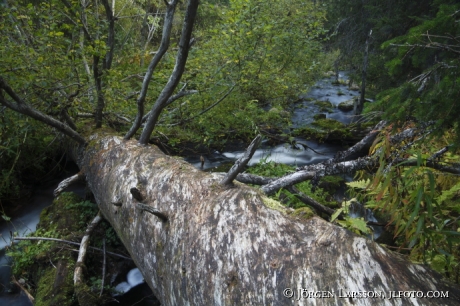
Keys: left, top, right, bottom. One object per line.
{"left": 191, "top": 0, "right": 328, "bottom": 102}
{"left": 65, "top": 200, "right": 98, "bottom": 227}
{"left": 7, "top": 227, "right": 59, "bottom": 275}
{"left": 324, "top": 0, "right": 437, "bottom": 87}
{"left": 247, "top": 157, "right": 338, "bottom": 209}
{"left": 348, "top": 131, "right": 460, "bottom": 280}
{"left": 0, "top": 108, "right": 60, "bottom": 200}
{"left": 370, "top": 2, "right": 460, "bottom": 143}
{"left": 331, "top": 198, "right": 372, "bottom": 235}
{"left": 159, "top": 0, "right": 333, "bottom": 146}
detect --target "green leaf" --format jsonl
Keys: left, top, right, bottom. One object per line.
{"left": 346, "top": 179, "right": 370, "bottom": 189}
{"left": 330, "top": 208, "right": 343, "bottom": 223}
{"left": 348, "top": 217, "right": 371, "bottom": 234}
{"left": 405, "top": 186, "right": 423, "bottom": 232}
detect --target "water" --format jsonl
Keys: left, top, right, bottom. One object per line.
{"left": 0, "top": 72, "right": 368, "bottom": 305}
{"left": 184, "top": 72, "right": 384, "bottom": 237}
{"left": 349, "top": 201, "right": 383, "bottom": 240}
{"left": 0, "top": 177, "right": 156, "bottom": 306}
{"left": 113, "top": 268, "right": 145, "bottom": 295}
{"left": 185, "top": 72, "right": 358, "bottom": 170}
{"left": 0, "top": 185, "right": 61, "bottom": 306}
{"left": 293, "top": 71, "right": 358, "bottom": 126}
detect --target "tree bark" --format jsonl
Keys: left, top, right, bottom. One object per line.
{"left": 124, "top": 0, "right": 179, "bottom": 140}
{"left": 139, "top": 0, "right": 199, "bottom": 144}
{"left": 354, "top": 29, "right": 372, "bottom": 119}
{"left": 79, "top": 135, "right": 460, "bottom": 305}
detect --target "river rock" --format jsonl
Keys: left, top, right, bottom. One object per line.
{"left": 338, "top": 97, "right": 357, "bottom": 111}
{"left": 268, "top": 107, "right": 290, "bottom": 118}
{"left": 313, "top": 113, "right": 327, "bottom": 120}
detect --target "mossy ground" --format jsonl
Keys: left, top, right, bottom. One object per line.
{"left": 292, "top": 118, "right": 354, "bottom": 143}
{"left": 313, "top": 100, "right": 334, "bottom": 113}
{"left": 8, "top": 192, "right": 131, "bottom": 306}
{"left": 290, "top": 207, "right": 315, "bottom": 220}
{"left": 248, "top": 160, "right": 341, "bottom": 215}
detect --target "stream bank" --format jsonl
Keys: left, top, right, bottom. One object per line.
{"left": 0, "top": 181, "right": 159, "bottom": 306}
{"left": 184, "top": 72, "right": 371, "bottom": 170}
{"left": 1, "top": 72, "right": 380, "bottom": 305}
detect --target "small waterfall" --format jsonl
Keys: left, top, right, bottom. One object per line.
{"left": 113, "top": 268, "right": 145, "bottom": 296}
{"left": 349, "top": 201, "right": 383, "bottom": 240}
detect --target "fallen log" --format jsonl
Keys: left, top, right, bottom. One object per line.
{"left": 80, "top": 134, "right": 460, "bottom": 305}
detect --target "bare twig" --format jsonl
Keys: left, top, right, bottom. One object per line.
{"left": 14, "top": 237, "right": 132, "bottom": 260}
{"left": 220, "top": 134, "right": 262, "bottom": 187}
{"left": 54, "top": 172, "right": 85, "bottom": 197}
{"left": 74, "top": 212, "right": 102, "bottom": 285}
{"left": 100, "top": 237, "right": 106, "bottom": 297}
{"left": 12, "top": 276, "right": 35, "bottom": 304}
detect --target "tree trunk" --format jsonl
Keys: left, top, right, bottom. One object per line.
{"left": 78, "top": 135, "right": 460, "bottom": 305}
{"left": 354, "top": 29, "right": 372, "bottom": 119}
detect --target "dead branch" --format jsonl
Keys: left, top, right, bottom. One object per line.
{"left": 54, "top": 172, "right": 85, "bottom": 197}
{"left": 14, "top": 237, "right": 132, "bottom": 260}
{"left": 220, "top": 135, "right": 262, "bottom": 187}
{"left": 12, "top": 276, "right": 35, "bottom": 304}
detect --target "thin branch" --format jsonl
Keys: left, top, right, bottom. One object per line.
{"left": 390, "top": 43, "right": 460, "bottom": 55}
{"left": 74, "top": 212, "right": 102, "bottom": 285}
{"left": 139, "top": 0, "right": 199, "bottom": 144}
{"left": 93, "top": 55, "right": 105, "bottom": 128}
{"left": 101, "top": 0, "right": 115, "bottom": 70}
{"left": 100, "top": 237, "right": 106, "bottom": 297}
{"left": 13, "top": 237, "right": 132, "bottom": 260}
{"left": 428, "top": 145, "right": 450, "bottom": 161}
{"left": 0, "top": 77, "right": 87, "bottom": 145}
{"left": 116, "top": 13, "right": 167, "bottom": 19}
{"left": 12, "top": 277, "right": 35, "bottom": 304}
{"left": 54, "top": 172, "right": 85, "bottom": 197}
{"left": 220, "top": 135, "right": 262, "bottom": 187}
{"left": 142, "top": 88, "right": 198, "bottom": 123}
{"left": 286, "top": 186, "right": 335, "bottom": 216}
{"left": 124, "top": 0, "right": 180, "bottom": 140}
{"left": 168, "top": 84, "right": 235, "bottom": 127}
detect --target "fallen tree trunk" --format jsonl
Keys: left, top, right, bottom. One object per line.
{"left": 78, "top": 134, "right": 460, "bottom": 305}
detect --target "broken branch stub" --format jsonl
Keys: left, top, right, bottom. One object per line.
{"left": 220, "top": 134, "right": 262, "bottom": 187}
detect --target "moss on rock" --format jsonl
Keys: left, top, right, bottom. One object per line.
{"left": 262, "top": 196, "right": 288, "bottom": 214}
{"left": 9, "top": 192, "right": 109, "bottom": 306}
{"left": 313, "top": 100, "right": 334, "bottom": 113}
{"left": 293, "top": 118, "right": 354, "bottom": 143}
{"left": 75, "top": 283, "right": 100, "bottom": 306}
{"left": 35, "top": 259, "right": 76, "bottom": 306}
{"left": 290, "top": 207, "right": 315, "bottom": 220}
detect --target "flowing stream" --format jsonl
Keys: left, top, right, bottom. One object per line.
{"left": 0, "top": 72, "right": 380, "bottom": 305}
{"left": 0, "top": 177, "right": 86, "bottom": 306}
{"left": 185, "top": 72, "right": 356, "bottom": 169}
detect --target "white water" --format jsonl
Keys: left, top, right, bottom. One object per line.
{"left": 113, "top": 268, "right": 145, "bottom": 295}
{"left": 185, "top": 72, "right": 359, "bottom": 170}
{"left": 0, "top": 179, "right": 85, "bottom": 305}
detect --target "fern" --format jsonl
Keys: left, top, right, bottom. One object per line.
{"left": 346, "top": 179, "right": 370, "bottom": 189}
{"left": 437, "top": 181, "right": 460, "bottom": 204}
